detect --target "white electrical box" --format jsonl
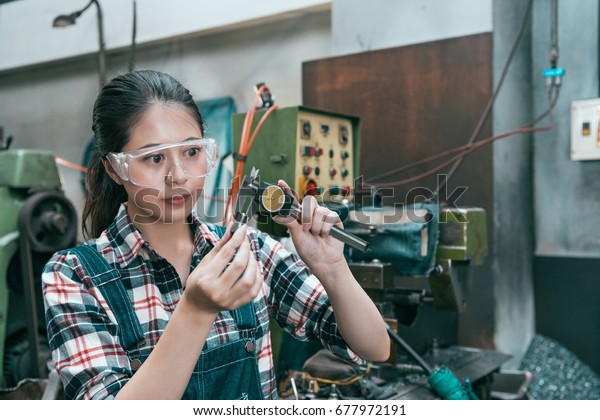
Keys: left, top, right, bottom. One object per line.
{"left": 571, "top": 98, "right": 600, "bottom": 160}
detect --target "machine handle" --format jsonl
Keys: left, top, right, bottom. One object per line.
{"left": 329, "top": 225, "right": 370, "bottom": 252}
{"left": 287, "top": 204, "right": 369, "bottom": 252}
{"left": 385, "top": 323, "right": 433, "bottom": 375}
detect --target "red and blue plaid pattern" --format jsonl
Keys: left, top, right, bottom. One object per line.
{"left": 42, "top": 204, "right": 362, "bottom": 399}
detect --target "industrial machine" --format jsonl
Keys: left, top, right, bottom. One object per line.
{"left": 342, "top": 205, "right": 511, "bottom": 399}
{"left": 233, "top": 105, "right": 360, "bottom": 201}
{"left": 232, "top": 106, "right": 514, "bottom": 400}
{"left": 232, "top": 105, "right": 360, "bottom": 234}
{"left": 0, "top": 134, "right": 77, "bottom": 399}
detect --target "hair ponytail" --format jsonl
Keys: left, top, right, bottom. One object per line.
{"left": 82, "top": 153, "right": 128, "bottom": 240}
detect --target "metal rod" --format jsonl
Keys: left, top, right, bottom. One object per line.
{"left": 329, "top": 226, "right": 370, "bottom": 252}
{"left": 288, "top": 205, "right": 370, "bottom": 252}
{"left": 385, "top": 323, "right": 433, "bottom": 375}
{"left": 93, "top": 0, "right": 107, "bottom": 87}
{"left": 76, "top": 0, "right": 94, "bottom": 16}
{"left": 128, "top": 0, "right": 137, "bottom": 72}
{"left": 550, "top": 0, "right": 559, "bottom": 68}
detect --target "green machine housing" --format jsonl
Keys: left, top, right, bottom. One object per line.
{"left": 232, "top": 106, "right": 361, "bottom": 234}
{"left": 0, "top": 150, "right": 77, "bottom": 389}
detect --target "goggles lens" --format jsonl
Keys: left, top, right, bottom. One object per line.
{"left": 108, "top": 138, "right": 219, "bottom": 187}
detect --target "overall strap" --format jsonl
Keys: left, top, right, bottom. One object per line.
{"left": 232, "top": 302, "right": 258, "bottom": 329}
{"left": 64, "top": 245, "right": 145, "bottom": 348}
{"left": 209, "top": 224, "right": 257, "bottom": 330}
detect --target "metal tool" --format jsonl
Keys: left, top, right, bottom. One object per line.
{"left": 233, "top": 168, "right": 370, "bottom": 252}
{"left": 231, "top": 167, "right": 261, "bottom": 233}
{"left": 385, "top": 323, "right": 433, "bottom": 375}
{"left": 290, "top": 376, "right": 299, "bottom": 400}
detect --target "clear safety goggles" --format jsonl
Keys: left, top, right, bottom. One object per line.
{"left": 106, "top": 138, "right": 219, "bottom": 187}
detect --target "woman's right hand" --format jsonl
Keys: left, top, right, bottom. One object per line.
{"left": 182, "top": 223, "right": 262, "bottom": 315}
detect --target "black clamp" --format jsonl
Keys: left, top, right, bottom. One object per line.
{"left": 232, "top": 151, "right": 247, "bottom": 162}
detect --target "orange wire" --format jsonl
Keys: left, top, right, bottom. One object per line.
{"left": 55, "top": 156, "right": 88, "bottom": 173}
{"left": 228, "top": 103, "right": 279, "bottom": 216}
{"left": 248, "top": 105, "right": 279, "bottom": 149}
{"left": 225, "top": 86, "right": 265, "bottom": 217}
{"left": 223, "top": 85, "right": 274, "bottom": 225}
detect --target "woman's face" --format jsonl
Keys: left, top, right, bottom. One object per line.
{"left": 109, "top": 102, "right": 206, "bottom": 226}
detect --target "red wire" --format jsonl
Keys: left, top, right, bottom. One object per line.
{"left": 363, "top": 84, "right": 559, "bottom": 188}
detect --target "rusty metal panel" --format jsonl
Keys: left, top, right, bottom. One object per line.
{"left": 302, "top": 33, "right": 495, "bottom": 350}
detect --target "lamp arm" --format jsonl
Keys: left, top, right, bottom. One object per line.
{"left": 73, "top": 0, "right": 94, "bottom": 19}
{"left": 92, "top": 0, "right": 107, "bottom": 87}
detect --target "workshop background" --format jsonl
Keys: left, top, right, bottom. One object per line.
{"left": 0, "top": 0, "right": 598, "bottom": 399}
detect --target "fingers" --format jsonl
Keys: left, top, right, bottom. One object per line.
{"left": 301, "top": 195, "right": 341, "bottom": 236}
{"left": 192, "top": 223, "right": 247, "bottom": 283}
{"left": 318, "top": 208, "right": 342, "bottom": 236}
{"left": 301, "top": 195, "right": 317, "bottom": 232}
{"left": 210, "top": 224, "right": 248, "bottom": 270}
{"left": 203, "top": 222, "right": 234, "bottom": 263}
{"left": 186, "top": 224, "right": 264, "bottom": 313}
{"left": 273, "top": 180, "right": 301, "bottom": 230}
{"left": 272, "top": 213, "right": 299, "bottom": 231}
{"left": 277, "top": 180, "right": 297, "bottom": 204}
{"left": 228, "top": 253, "right": 262, "bottom": 309}
{"left": 221, "top": 234, "right": 251, "bottom": 285}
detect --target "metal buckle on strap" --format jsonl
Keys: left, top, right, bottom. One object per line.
{"left": 244, "top": 341, "right": 256, "bottom": 353}
{"left": 130, "top": 358, "right": 142, "bottom": 372}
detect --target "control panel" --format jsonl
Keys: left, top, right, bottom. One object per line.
{"left": 571, "top": 98, "right": 600, "bottom": 160}
{"left": 232, "top": 106, "right": 360, "bottom": 204}
{"left": 295, "top": 110, "right": 355, "bottom": 202}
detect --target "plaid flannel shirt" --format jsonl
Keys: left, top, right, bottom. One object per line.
{"left": 42, "top": 204, "right": 363, "bottom": 399}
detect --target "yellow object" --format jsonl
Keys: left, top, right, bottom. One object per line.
{"left": 302, "top": 363, "right": 372, "bottom": 387}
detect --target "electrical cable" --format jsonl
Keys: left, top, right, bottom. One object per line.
{"left": 248, "top": 105, "right": 278, "bottom": 150}
{"left": 363, "top": 0, "right": 533, "bottom": 190}
{"left": 223, "top": 87, "right": 265, "bottom": 222}
{"left": 222, "top": 85, "right": 278, "bottom": 224}
{"left": 55, "top": 156, "right": 88, "bottom": 173}
{"left": 362, "top": 0, "right": 562, "bottom": 192}
{"left": 362, "top": 84, "right": 560, "bottom": 188}
{"left": 368, "top": 84, "right": 559, "bottom": 184}
{"left": 433, "top": 0, "right": 534, "bottom": 196}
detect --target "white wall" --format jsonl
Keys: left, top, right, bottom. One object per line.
{"left": 332, "top": 0, "right": 492, "bottom": 55}
{"left": 0, "top": 0, "right": 331, "bottom": 72}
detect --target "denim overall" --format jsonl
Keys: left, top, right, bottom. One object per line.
{"left": 67, "top": 239, "right": 263, "bottom": 400}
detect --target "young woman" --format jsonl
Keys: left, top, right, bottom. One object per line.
{"left": 42, "top": 69, "right": 389, "bottom": 400}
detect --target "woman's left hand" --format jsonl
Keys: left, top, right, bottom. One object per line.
{"left": 273, "top": 180, "right": 346, "bottom": 275}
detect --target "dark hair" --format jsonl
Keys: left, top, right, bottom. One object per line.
{"left": 82, "top": 70, "right": 204, "bottom": 239}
